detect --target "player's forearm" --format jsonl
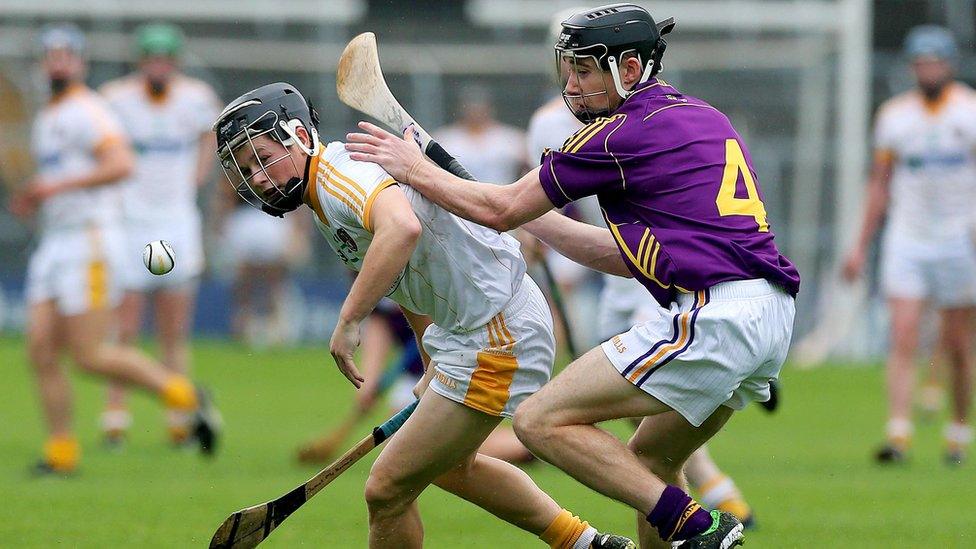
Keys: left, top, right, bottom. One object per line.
{"left": 854, "top": 177, "right": 890, "bottom": 251}
{"left": 56, "top": 148, "right": 134, "bottom": 192}
{"left": 405, "top": 160, "right": 517, "bottom": 231}
{"left": 524, "top": 210, "right": 632, "bottom": 277}
{"left": 339, "top": 227, "right": 420, "bottom": 325}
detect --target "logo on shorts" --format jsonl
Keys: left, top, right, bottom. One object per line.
{"left": 612, "top": 335, "right": 627, "bottom": 354}
{"left": 434, "top": 370, "right": 457, "bottom": 390}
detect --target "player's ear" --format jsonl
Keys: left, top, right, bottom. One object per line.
{"left": 622, "top": 55, "right": 642, "bottom": 86}
{"left": 295, "top": 125, "right": 312, "bottom": 150}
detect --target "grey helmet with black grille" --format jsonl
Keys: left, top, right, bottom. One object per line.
{"left": 213, "top": 82, "right": 320, "bottom": 217}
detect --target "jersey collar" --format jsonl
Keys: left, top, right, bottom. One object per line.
{"left": 302, "top": 144, "right": 329, "bottom": 226}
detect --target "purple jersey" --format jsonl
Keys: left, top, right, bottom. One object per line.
{"left": 539, "top": 79, "right": 800, "bottom": 307}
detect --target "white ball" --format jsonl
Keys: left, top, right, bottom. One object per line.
{"left": 143, "top": 240, "right": 176, "bottom": 276}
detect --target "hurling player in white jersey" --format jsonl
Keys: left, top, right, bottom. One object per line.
{"left": 8, "top": 25, "right": 219, "bottom": 475}
{"left": 213, "top": 83, "right": 634, "bottom": 549}
{"left": 844, "top": 25, "right": 976, "bottom": 465}
{"left": 525, "top": 9, "right": 757, "bottom": 527}
{"left": 99, "top": 23, "right": 221, "bottom": 446}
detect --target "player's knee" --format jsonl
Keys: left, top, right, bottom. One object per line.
{"left": 70, "top": 342, "right": 106, "bottom": 374}
{"left": 512, "top": 398, "right": 552, "bottom": 450}
{"left": 363, "top": 468, "right": 413, "bottom": 516}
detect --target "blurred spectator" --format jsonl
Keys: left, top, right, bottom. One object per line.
{"left": 99, "top": 22, "right": 221, "bottom": 445}
{"left": 434, "top": 85, "right": 527, "bottom": 183}
{"left": 843, "top": 25, "right": 976, "bottom": 465}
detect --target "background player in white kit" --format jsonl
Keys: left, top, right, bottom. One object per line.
{"left": 843, "top": 25, "right": 976, "bottom": 465}
{"left": 214, "top": 83, "right": 633, "bottom": 548}
{"left": 9, "top": 24, "right": 219, "bottom": 475}
{"left": 99, "top": 23, "right": 221, "bottom": 445}
{"left": 521, "top": 10, "right": 758, "bottom": 526}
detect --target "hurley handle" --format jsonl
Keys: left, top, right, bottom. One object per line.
{"left": 372, "top": 399, "right": 418, "bottom": 444}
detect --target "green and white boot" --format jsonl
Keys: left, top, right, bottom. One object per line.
{"left": 671, "top": 510, "right": 744, "bottom": 549}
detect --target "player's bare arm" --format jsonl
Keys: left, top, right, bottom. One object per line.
{"left": 195, "top": 130, "right": 217, "bottom": 187}
{"left": 346, "top": 121, "right": 554, "bottom": 231}
{"left": 842, "top": 150, "right": 895, "bottom": 281}
{"left": 331, "top": 186, "right": 422, "bottom": 388}
{"left": 523, "top": 210, "right": 631, "bottom": 277}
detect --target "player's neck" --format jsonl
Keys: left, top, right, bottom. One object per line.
{"left": 920, "top": 81, "right": 955, "bottom": 115}
{"left": 49, "top": 82, "right": 84, "bottom": 104}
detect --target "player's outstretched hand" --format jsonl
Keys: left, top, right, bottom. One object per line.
{"left": 330, "top": 319, "right": 365, "bottom": 388}
{"left": 346, "top": 121, "right": 424, "bottom": 184}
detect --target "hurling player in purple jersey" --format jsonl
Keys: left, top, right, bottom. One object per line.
{"left": 347, "top": 5, "right": 798, "bottom": 548}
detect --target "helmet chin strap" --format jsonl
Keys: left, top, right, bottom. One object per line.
{"left": 606, "top": 55, "right": 656, "bottom": 100}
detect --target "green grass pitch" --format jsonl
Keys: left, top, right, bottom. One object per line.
{"left": 2, "top": 337, "right": 974, "bottom": 547}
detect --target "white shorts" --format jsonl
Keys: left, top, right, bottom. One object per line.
{"left": 224, "top": 208, "right": 292, "bottom": 266}
{"left": 26, "top": 224, "right": 125, "bottom": 316}
{"left": 601, "top": 279, "right": 795, "bottom": 427}
{"left": 880, "top": 234, "right": 976, "bottom": 307}
{"left": 424, "top": 275, "right": 555, "bottom": 418}
{"left": 120, "top": 213, "right": 204, "bottom": 292}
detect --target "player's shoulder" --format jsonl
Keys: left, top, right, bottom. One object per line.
{"left": 98, "top": 75, "right": 140, "bottom": 99}
{"left": 320, "top": 141, "right": 389, "bottom": 180}
{"left": 557, "top": 112, "right": 628, "bottom": 155}
{"left": 876, "top": 91, "right": 916, "bottom": 120}
{"left": 173, "top": 75, "right": 219, "bottom": 100}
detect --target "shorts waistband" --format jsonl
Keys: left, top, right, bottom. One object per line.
{"left": 675, "top": 279, "right": 784, "bottom": 306}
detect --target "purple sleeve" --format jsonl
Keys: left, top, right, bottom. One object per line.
{"left": 537, "top": 115, "right": 630, "bottom": 208}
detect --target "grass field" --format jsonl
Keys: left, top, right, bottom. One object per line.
{"left": 2, "top": 336, "right": 974, "bottom": 548}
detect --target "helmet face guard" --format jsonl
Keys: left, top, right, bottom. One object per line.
{"left": 216, "top": 109, "right": 307, "bottom": 217}
{"left": 554, "top": 4, "right": 674, "bottom": 123}
{"left": 213, "top": 83, "right": 320, "bottom": 217}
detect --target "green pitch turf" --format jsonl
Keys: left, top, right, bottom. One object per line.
{"left": 1, "top": 336, "right": 974, "bottom": 547}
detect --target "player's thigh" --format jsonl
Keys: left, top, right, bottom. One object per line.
{"left": 63, "top": 308, "right": 112, "bottom": 365}
{"left": 887, "top": 297, "right": 926, "bottom": 349}
{"left": 370, "top": 389, "right": 501, "bottom": 494}
{"left": 118, "top": 291, "right": 146, "bottom": 341}
{"left": 519, "top": 345, "right": 671, "bottom": 427}
{"left": 629, "top": 406, "right": 733, "bottom": 475}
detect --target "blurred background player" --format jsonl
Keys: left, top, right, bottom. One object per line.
{"left": 434, "top": 85, "right": 527, "bottom": 183}
{"left": 297, "top": 297, "right": 534, "bottom": 465}
{"left": 218, "top": 182, "right": 310, "bottom": 346}
{"left": 99, "top": 23, "right": 221, "bottom": 446}
{"left": 843, "top": 25, "right": 976, "bottom": 466}
{"left": 8, "top": 24, "right": 219, "bottom": 474}
{"left": 521, "top": 9, "right": 757, "bottom": 527}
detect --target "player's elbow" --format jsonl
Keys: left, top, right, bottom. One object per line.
{"left": 484, "top": 200, "right": 520, "bottom": 233}
{"left": 398, "top": 214, "right": 423, "bottom": 245}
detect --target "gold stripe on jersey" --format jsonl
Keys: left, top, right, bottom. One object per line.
{"left": 465, "top": 352, "right": 519, "bottom": 416}
{"left": 320, "top": 167, "right": 365, "bottom": 209}
{"left": 606, "top": 218, "right": 669, "bottom": 290}
{"left": 320, "top": 160, "right": 369, "bottom": 198}
{"left": 562, "top": 115, "right": 623, "bottom": 154}
{"left": 362, "top": 178, "right": 398, "bottom": 233}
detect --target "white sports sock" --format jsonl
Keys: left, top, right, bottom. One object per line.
{"left": 100, "top": 409, "right": 132, "bottom": 432}
{"left": 886, "top": 418, "right": 913, "bottom": 440}
{"left": 572, "top": 526, "right": 597, "bottom": 549}
{"left": 945, "top": 423, "right": 973, "bottom": 445}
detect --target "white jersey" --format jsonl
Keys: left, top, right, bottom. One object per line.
{"left": 308, "top": 142, "right": 527, "bottom": 332}
{"left": 875, "top": 82, "right": 976, "bottom": 243}
{"left": 101, "top": 75, "right": 221, "bottom": 222}
{"left": 433, "top": 123, "right": 526, "bottom": 184}
{"left": 31, "top": 85, "right": 126, "bottom": 233}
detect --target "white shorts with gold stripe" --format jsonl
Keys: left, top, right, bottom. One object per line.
{"left": 26, "top": 223, "right": 124, "bottom": 316}
{"left": 424, "top": 275, "right": 555, "bottom": 418}
{"left": 601, "top": 279, "right": 795, "bottom": 427}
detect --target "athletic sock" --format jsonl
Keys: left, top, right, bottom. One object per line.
{"left": 100, "top": 408, "right": 132, "bottom": 432}
{"left": 945, "top": 422, "right": 973, "bottom": 452}
{"left": 646, "top": 485, "right": 714, "bottom": 542}
{"left": 44, "top": 435, "right": 80, "bottom": 472}
{"left": 698, "top": 474, "right": 752, "bottom": 522}
{"left": 161, "top": 376, "right": 197, "bottom": 411}
{"left": 886, "top": 418, "right": 913, "bottom": 450}
{"left": 540, "top": 509, "right": 597, "bottom": 549}
{"left": 167, "top": 410, "right": 192, "bottom": 443}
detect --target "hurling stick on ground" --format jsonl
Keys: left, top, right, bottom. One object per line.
{"left": 209, "top": 400, "right": 418, "bottom": 549}
{"left": 337, "top": 32, "right": 580, "bottom": 358}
